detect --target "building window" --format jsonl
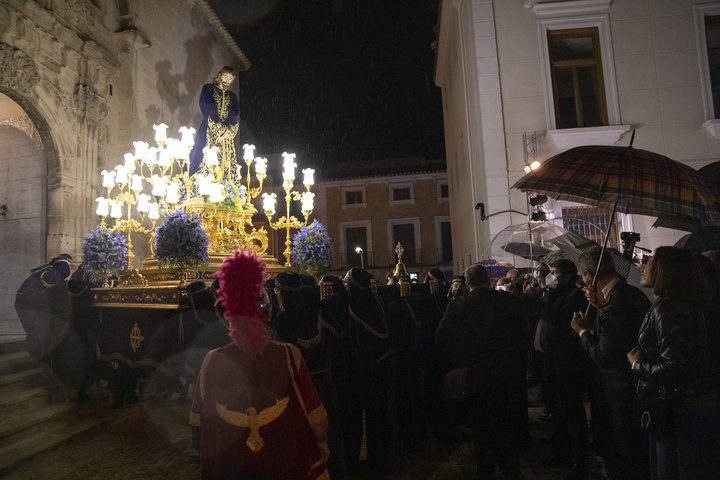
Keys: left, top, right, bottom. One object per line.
{"left": 706, "top": 15, "right": 720, "bottom": 118}
{"left": 561, "top": 205, "right": 618, "bottom": 250}
{"left": 547, "top": 27, "right": 607, "bottom": 129}
{"left": 393, "top": 223, "right": 416, "bottom": 266}
{"left": 346, "top": 190, "right": 363, "bottom": 204}
{"left": 389, "top": 183, "right": 414, "bottom": 205}
{"left": 342, "top": 186, "right": 366, "bottom": 208}
{"left": 439, "top": 182, "right": 449, "bottom": 200}
{"left": 393, "top": 187, "right": 411, "bottom": 201}
{"left": 344, "top": 226, "right": 367, "bottom": 268}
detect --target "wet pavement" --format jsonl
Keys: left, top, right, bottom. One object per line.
{"left": 4, "top": 382, "right": 607, "bottom": 480}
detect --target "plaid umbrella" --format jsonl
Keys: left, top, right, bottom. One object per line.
{"left": 512, "top": 145, "right": 720, "bottom": 227}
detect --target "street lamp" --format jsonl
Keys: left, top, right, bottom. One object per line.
{"left": 355, "top": 246, "right": 364, "bottom": 269}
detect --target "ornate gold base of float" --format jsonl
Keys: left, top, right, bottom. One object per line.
{"left": 92, "top": 253, "right": 286, "bottom": 308}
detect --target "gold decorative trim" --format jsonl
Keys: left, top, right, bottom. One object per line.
{"left": 93, "top": 286, "right": 186, "bottom": 309}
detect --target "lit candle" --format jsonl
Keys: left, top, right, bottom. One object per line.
{"left": 110, "top": 201, "right": 123, "bottom": 218}
{"left": 148, "top": 202, "right": 160, "bottom": 220}
{"left": 302, "top": 191, "right": 314, "bottom": 212}
{"left": 145, "top": 147, "right": 158, "bottom": 165}
{"left": 136, "top": 193, "right": 150, "bottom": 213}
{"left": 133, "top": 141, "right": 148, "bottom": 162}
{"left": 175, "top": 138, "right": 189, "bottom": 161}
{"left": 243, "top": 144, "right": 255, "bottom": 161}
{"left": 158, "top": 147, "right": 172, "bottom": 167}
{"left": 165, "top": 138, "right": 180, "bottom": 161}
{"left": 282, "top": 152, "right": 296, "bottom": 181}
{"left": 203, "top": 146, "right": 219, "bottom": 167}
{"left": 114, "top": 165, "right": 128, "bottom": 184}
{"left": 153, "top": 123, "right": 168, "bottom": 143}
{"left": 151, "top": 175, "right": 167, "bottom": 196}
{"left": 130, "top": 174, "right": 143, "bottom": 192}
{"left": 166, "top": 182, "right": 180, "bottom": 204}
{"left": 209, "top": 183, "right": 223, "bottom": 203}
{"left": 255, "top": 157, "right": 267, "bottom": 175}
{"left": 198, "top": 174, "right": 215, "bottom": 196}
{"left": 263, "top": 192, "right": 277, "bottom": 214}
{"left": 95, "top": 197, "right": 110, "bottom": 216}
{"left": 101, "top": 170, "right": 115, "bottom": 189}
{"left": 179, "top": 126, "right": 195, "bottom": 148}
{"left": 124, "top": 153, "right": 136, "bottom": 173}
{"left": 303, "top": 168, "right": 315, "bottom": 186}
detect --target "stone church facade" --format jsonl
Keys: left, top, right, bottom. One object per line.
{"left": 0, "top": 0, "right": 250, "bottom": 336}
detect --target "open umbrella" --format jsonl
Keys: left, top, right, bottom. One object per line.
{"left": 483, "top": 222, "right": 567, "bottom": 264}
{"left": 513, "top": 145, "right": 720, "bottom": 228}
{"left": 512, "top": 143, "right": 720, "bottom": 310}
{"left": 501, "top": 242, "right": 553, "bottom": 260}
{"left": 478, "top": 259, "right": 515, "bottom": 278}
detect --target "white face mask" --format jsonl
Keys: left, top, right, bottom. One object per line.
{"left": 545, "top": 273, "right": 558, "bottom": 289}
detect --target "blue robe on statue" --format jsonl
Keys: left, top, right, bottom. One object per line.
{"left": 189, "top": 83, "right": 240, "bottom": 176}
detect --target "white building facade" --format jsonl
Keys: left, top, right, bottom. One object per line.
{"left": 435, "top": 0, "right": 720, "bottom": 274}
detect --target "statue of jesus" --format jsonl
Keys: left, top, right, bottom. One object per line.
{"left": 188, "top": 66, "right": 240, "bottom": 177}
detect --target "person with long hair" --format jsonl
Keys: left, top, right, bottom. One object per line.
{"left": 627, "top": 246, "right": 720, "bottom": 479}
{"left": 190, "top": 249, "right": 329, "bottom": 480}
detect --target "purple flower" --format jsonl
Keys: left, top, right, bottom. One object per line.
{"left": 82, "top": 226, "right": 128, "bottom": 283}
{"left": 154, "top": 209, "right": 209, "bottom": 269}
{"left": 290, "top": 219, "right": 332, "bottom": 276}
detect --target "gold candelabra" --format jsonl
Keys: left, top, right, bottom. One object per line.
{"left": 94, "top": 124, "right": 279, "bottom": 278}
{"left": 262, "top": 152, "right": 315, "bottom": 267}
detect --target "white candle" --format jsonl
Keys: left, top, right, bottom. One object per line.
{"left": 148, "top": 202, "right": 160, "bottom": 220}
{"left": 130, "top": 174, "right": 144, "bottom": 192}
{"left": 243, "top": 144, "right": 255, "bottom": 161}
{"left": 302, "top": 191, "right": 314, "bottom": 212}
{"left": 303, "top": 168, "right": 315, "bottom": 186}
{"left": 198, "top": 174, "right": 215, "bottom": 196}
{"left": 133, "top": 141, "right": 148, "bottom": 162}
{"left": 110, "top": 201, "right": 123, "bottom": 218}
{"left": 151, "top": 175, "right": 167, "bottom": 196}
{"left": 179, "top": 126, "right": 196, "bottom": 147}
{"left": 95, "top": 197, "right": 109, "bottom": 216}
{"left": 158, "top": 148, "right": 172, "bottom": 167}
{"left": 153, "top": 123, "right": 168, "bottom": 143}
{"left": 282, "top": 152, "right": 296, "bottom": 181}
{"left": 145, "top": 147, "right": 158, "bottom": 165}
{"left": 263, "top": 192, "right": 277, "bottom": 213}
{"left": 114, "top": 165, "right": 128, "bottom": 184}
{"left": 101, "top": 170, "right": 115, "bottom": 188}
{"left": 166, "top": 182, "right": 180, "bottom": 204}
{"left": 209, "top": 183, "right": 224, "bottom": 203}
{"left": 255, "top": 157, "right": 267, "bottom": 175}
{"left": 136, "top": 193, "right": 150, "bottom": 213}
{"left": 203, "top": 146, "right": 219, "bottom": 167}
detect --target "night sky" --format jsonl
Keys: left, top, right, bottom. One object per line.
{"left": 206, "top": 0, "right": 445, "bottom": 169}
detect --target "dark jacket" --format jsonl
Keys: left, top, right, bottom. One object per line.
{"left": 580, "top": 278, "right": 651, "bottom": 374}
{"left": 632, "top": 296, "right": 707, "bottom": 393}
{"left": 538, "top": 283, "right": 588, "bottom": 363}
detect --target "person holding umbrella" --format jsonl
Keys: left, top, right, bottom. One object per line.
{"left": 627, "top": 247, "right": 719, "bottom": 480}
{"left": 571, "top": 246, "right": 650, "bottom": 479}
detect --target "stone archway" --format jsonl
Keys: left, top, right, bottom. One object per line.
{"left": 0, "top": 93, "right": 48, "bottom": 337}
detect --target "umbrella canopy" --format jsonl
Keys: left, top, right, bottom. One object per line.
{"left": 548, "top": 231, "right": 632, "bottom": 278}
{"left": 673, "top": 225, "right": 720, "bottom": 254}
{"left": 501, "top": 241, "right": 553, "bottom": 260}
{"left": 513, "top": 145, "right": 720, "bottom": 227}
{"left": 478, "top": 259, "right": 515, "bottom": 278}
{"left": 483, "top": 222, "right": 567, "bottom": 265}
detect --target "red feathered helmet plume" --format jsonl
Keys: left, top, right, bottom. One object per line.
{"left": 216, "top": 248, "right": 268, "bottom": 356}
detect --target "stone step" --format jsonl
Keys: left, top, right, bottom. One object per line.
{"left": 0, "top": 340, "right": 27, "bottom": 356}
{"left": 0, "top": 366, "right": 44, "bottom": 388}
{"left": 0, "top": 350, "right": 41, "bottom": 376}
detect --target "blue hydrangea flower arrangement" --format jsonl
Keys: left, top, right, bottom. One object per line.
{"left": 82, "top": 226, "right": 128, "bottom": 284}
{"left": 219, "top": 179, "right": 248, "bottom": 212}
{"left": 290, "top": 219, "right": 333, "bottom": 277}
{"left": 154, "top": 209, "right": 209, "bottom": 270}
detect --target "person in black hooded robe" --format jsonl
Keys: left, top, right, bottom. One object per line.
{"left": 273, "top": 272, "right": 346, "bottom": 479}
{"left": 343, "top": 268, "right": 399, "bottom": 475}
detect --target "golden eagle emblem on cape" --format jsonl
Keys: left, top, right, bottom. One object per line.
{"left": 216, "top": 397, "right": 289, "bottom": 453}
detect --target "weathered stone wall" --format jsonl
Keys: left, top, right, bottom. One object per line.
{"left": 0, "top": 0, "right": 250, "bottom": 336}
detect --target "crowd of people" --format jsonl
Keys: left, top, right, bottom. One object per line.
{"left": 188, "top": 244, "right": 720, "bottom": 480}
{"left": 15, "top": 244, "right": 720, "bottom": 480}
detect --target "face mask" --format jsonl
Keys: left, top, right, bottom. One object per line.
{"left": 545, "top": 273, "right": 558, "bottom": 289}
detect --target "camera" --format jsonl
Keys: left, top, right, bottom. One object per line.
{"left": 409, "top": 273, "right": 418, "bottom": 281}
{"left": 494, "top": 285, "right": 506, "bottom": 291}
